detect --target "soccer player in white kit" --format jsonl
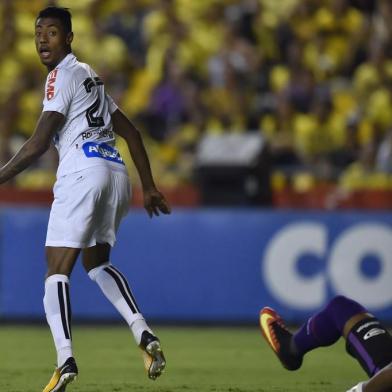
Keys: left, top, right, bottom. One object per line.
{"left": 0, "top": 6, "right": 170, "bottom": 391}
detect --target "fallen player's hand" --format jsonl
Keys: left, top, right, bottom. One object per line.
{"left": 346, "top": 381, "right": 366, "bottom": 392}
{"left": 143, "top": 188, "right": 171, "bottom": 218}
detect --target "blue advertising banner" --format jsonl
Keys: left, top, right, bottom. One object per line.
{"left": 0, "top": 207, "right": 391, "bottom": 323}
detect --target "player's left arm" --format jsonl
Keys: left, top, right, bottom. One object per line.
{"left": 0, "top": 111, "right": 63, "bottom": 184}
{"left": 110, "top": 108, "right": 171, "bottom": 218}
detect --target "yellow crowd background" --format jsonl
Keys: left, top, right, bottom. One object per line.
{"left": 1, "top": 0, "right": 392, "bottom": 195}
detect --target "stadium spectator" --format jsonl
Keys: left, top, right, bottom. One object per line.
{"left": 102, "top": 1, "right": 148, "bottom": 69}
{"left": 1, "top": 0, "right": 392, "bottom": 203}
{"left": 376, "top": 128, "right": 392, "bottom": 173}
{"left": 143, "top": 48, "right": 189, "bottom": 141}
{"left": 372, "top": 0, "right": 392, "bottom": 46}
{"left": 260, "top": 295, "right": 392, "bottom": 392}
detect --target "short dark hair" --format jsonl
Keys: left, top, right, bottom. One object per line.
{"left": 36, "top": 6, "right": 72, "bottom": 34}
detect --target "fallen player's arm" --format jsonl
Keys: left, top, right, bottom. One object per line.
{"left": 347, "top": 365, "right": 392, "bottom": 392}
{"left": 364, "top": 363, "right": 392, "bottom": 392}
{"left": 0, "top": 111, "right": 63, "bottom": 184}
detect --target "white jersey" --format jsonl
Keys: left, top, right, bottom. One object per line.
{"left": 42, "top": 53, "right": 127, "bottom": 177}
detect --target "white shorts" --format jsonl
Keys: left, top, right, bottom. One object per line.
{"left": 46, "top": 165, "right": 130, "bottom": 248}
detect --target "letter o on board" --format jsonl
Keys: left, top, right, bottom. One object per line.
{"left": 328, "top": 224, "right": 392, "bottom": 309}
{"left": 262, "top": 223, "right": 327, "bottom": 309}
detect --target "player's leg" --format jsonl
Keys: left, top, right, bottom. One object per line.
{"left": 260, "top": 295, "right": 367, "bottom": 370}
{"left": 46, "top": 246, "right": 80, "bottom": 277}
{"left": 344, "top": 311, "right": 392, "bottom": 378}
{"left": 43, "top": 246, "right": 80, "bottom": 392}
{"left": 292, "top": 295, "right": 367, "bottom": 356}
{"left": 82, "top": 243, "right": 166, "bottom": 380}
{"left": 344, "top": 313, "right": 392, "bottom": 392}
{"left": 43, "top": 168, "right": 105, "bottom": 391}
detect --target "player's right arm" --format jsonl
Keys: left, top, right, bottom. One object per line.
{"left": 0, "top": 111, "right": 63, "bottom": 184}
{"left": 110, "top": 108, "right": 171, "bottom": 218}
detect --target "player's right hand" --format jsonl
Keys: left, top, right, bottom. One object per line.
{"left": 346, "top": 381, "right": 366, "bottom": 392}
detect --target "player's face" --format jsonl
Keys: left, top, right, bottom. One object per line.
{"left": 35, "top": 17, "right": 73, "bottom": 71}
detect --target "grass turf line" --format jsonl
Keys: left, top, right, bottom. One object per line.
{"left": 0, "top": 325, "right": 364, "bottom": 392}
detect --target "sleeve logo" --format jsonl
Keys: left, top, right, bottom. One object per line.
{"left": 46, "top": 69, "right": 58, "bottom": 100}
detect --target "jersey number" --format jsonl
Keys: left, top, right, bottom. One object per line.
{"left": 83, "top": 77, "right": 104, "bottom": 127}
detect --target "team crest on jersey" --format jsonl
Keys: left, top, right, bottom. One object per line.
{"left": 82, "top": 142, "right": 124, "bottom": 165}
{"left": 46, "top": 69, "right": 58, "bottom": 100}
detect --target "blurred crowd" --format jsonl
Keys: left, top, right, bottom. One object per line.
{"left": 1, "top": 0, "right": 392, "bottom": 194}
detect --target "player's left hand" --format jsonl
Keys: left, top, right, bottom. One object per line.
{"left": 143, "top": 188, "right": 171, "bottom": 218}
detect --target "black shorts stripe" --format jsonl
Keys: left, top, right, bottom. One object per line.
{"left": 110, "top": 266, "right": 140, "bottom": 313}
{"left": 64, "top": 282, "right": 72, "bottom": 339}
{"left": 104, "top": 266, "right": 139, "bottom": 314}
{"left": 57, "top": 282, "right": 71, "bottom": 340}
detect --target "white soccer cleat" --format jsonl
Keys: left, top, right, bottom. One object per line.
{"left": 139, "top": 331, "right": 166, "bottom": 380}
{"left": 42, "top": 357, "right": 78, "bottom": 392}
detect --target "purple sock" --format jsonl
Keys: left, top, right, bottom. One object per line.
{"left": 293, "top": 296, "right": 366, "bottom": 356}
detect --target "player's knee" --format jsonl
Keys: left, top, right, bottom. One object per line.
{"left": 87, "top": 261, "right": 110, "bottom": 281}
{"left": 45, "top": 247, "right": 79, "bottom": 277}
{"left": 45, "top": 264, "right": 72, "bottom": 278}
{"left": 329, "top": 295, "right": 351, "bottom": 308}
{"left": 331, "top": 295, "right": 365, "bottom": 312}
{"left": 328, "top": 295, "right": 367, "bottom": 332}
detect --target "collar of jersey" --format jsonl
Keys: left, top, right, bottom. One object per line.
{"left": 56, "top": 53, "right": 76, "bottom": 69}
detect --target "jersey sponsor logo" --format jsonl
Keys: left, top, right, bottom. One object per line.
{"left": 363, "top": 328, "right": 386, "bottom": 340}
{"left": 46, "top": 69, "right": 58, "bottom": 100}
{"left": 82, "top": 141, "right": 124, "bottom": 165}
{"left": 82, "top": 132, "right": 92, "bottom": 141}
{"left": 82, "top": 129, "right": 114, "bottom": 141}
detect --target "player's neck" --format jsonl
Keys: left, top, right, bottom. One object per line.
{"left": 46, "top": 50, "right": 72, "bottom": 72}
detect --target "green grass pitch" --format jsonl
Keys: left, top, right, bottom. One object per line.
{"left": 0, "top": 325, "right": 364, "bottom": 392}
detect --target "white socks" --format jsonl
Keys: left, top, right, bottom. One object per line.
{"left": 88, "top": 262, "right": 152, "bottom": 345}
{"left": 43, "top": 264, "right": 151, "bottom": 368}
{"left": 43, "top": 274, "right": 73, "bottom": 367}
{"left": 131, "top": 318, "right": 152, "bottom": 346}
